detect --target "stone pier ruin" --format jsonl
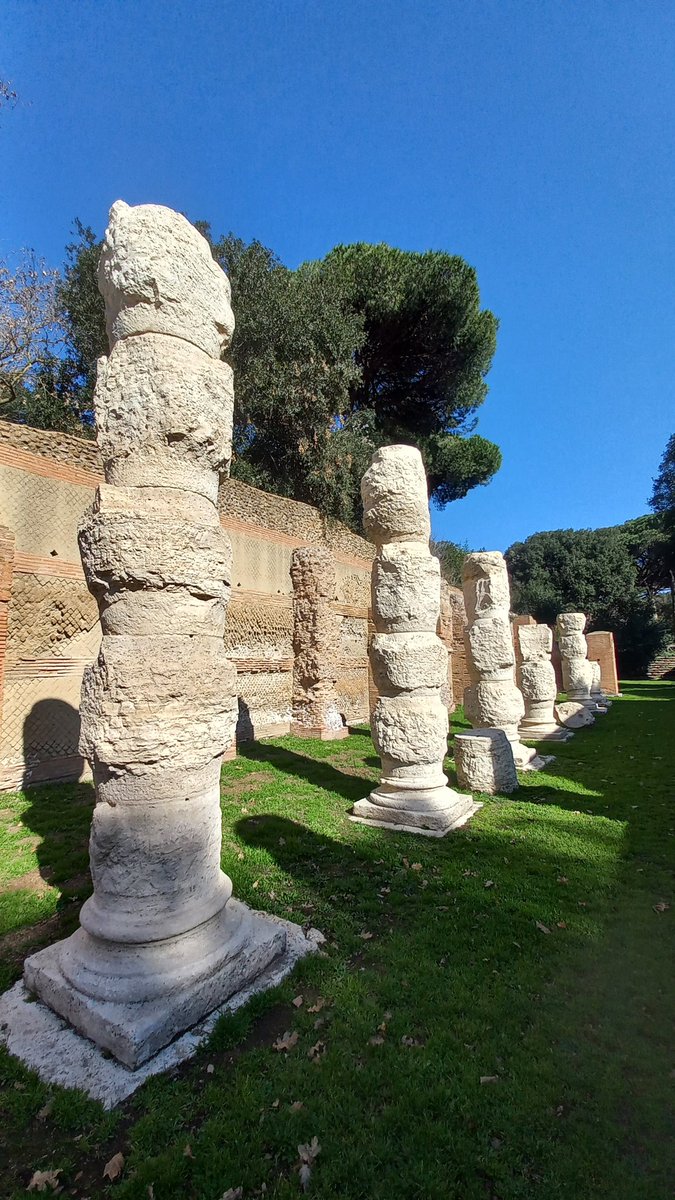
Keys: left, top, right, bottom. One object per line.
{"left": 462, "top": 552, "right": 546, "bottom": 769}
{"left": 517, "top": 623, "right": 571, "bottom": 741}
{"left": 290, "top": 545, "right": 347, "bottom": 739}
{"left": 22, "top": 202, "right": 290, "bottom": 1068}
{"left": 352, "top": 445, "right": 479, "bottom": 835}
{"left": 556, "top": 612, "right": 603, "bottom": 712}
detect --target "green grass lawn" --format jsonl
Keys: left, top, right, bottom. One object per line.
{"left": 0, "top": 681, "right": 673, "bottom": 1199}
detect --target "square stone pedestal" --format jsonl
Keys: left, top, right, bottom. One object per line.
{"left": 290, "top": 723, "right": 349, "bottom": 741}
{"left": 1, "top": 910, "right": 324, "bottom": 1108}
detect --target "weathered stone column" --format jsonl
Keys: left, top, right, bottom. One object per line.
{"left": 517, "top": 623, "right": 571, "bottom": 740}
{"left": 462, "top": 552, "right": 546, "bottom": 769}
{"left": 556, "top": 612, "right": 602, "bottom": 711}
{"left": 351, "top": 445, "right": 479, "bottom": 835}
{"left": 438, "top": 579, "right": 456, "bottom": 713}
{"left": 24, "top": 202, "right": 286, "bottom": 1068}
{"left": 290, "top": 545, "right": 347, "bottom": 739}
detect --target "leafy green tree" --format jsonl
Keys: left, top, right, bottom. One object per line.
{"left": 430, "top": 538, "right": 471, "bottom": 587}
{"left": 59, "top": 221, "right": 108, "bottom": 410}
{"left": 321, "top": 243, "right": 501, "bottom": 505}
{"left": 506, "top": 526, "right": 665, "bottom": 677}
{"left": 647, "top": 433, "right": 675, "bottom": 632}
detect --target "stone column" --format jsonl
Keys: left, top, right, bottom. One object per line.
{"left": 462, "top": 552, "right": 547, "bottom": 769}
{"left": 24, "top": 202, "right": 286, "bottom": 1068}
{"left": 517, "top": 623, "right": 571, "bottom": 741}
{"left": 290, "top": 545, "right": 347, "bottom": 739}
{"left": 438, "top": 579, "right": 456, "bottom": 714}
{"left": 555, "top": 612, "right": 601, "bottom": 711}
{"left": 351, "top": 445, "right": 479, "bottom": 835}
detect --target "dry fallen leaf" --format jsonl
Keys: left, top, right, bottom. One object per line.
{"left": 220, "top": 1189, "right": 243, "bottom": 1200}
{"left": 556, "top": 921, "right": 567, "bottom": 929}
{"left": 290, "top": 1100, "right": 304, "bottom": 1112}
{"left": 252, "top": 879, "right": 260, "bottom": 889}
{"left": 27, "top": 1169, "right": 61, "bottom": 1193}
{"left": 307, "top": 1040, "right": 326, "bottom": 1061}
{"left": 410, "top": 862, "right": 423, "bottom": 871}
{"left": 359, "top": 930, "right": 374, "bottom": 940}
{"left": 557, "top": 875, "right": 569, "bottom": 884}
{"left": 368, "top": 1034, "right": 385, "bottom": 1046}
{"left": 297, "top": 1136, "right": 321, "bottom": 1192}
{"left": 535, "top": 921, "right": 551, "bottom": 934}
{"left": 273, "top": 1030, "right": 299, "bottom": 1053}
{"left": 147, "top": 1185, "right": 155, "bottom": 1200}
{"left": 103, "top": 1151, "right": 125, "bottom": 1181}
{"left": 653, "top": 902, "right": 670, "bottom": 913}
{"left": 400, "top": 1035, "right": 423, "bottom": 1047}
{"left": 484, "top": 880, "right": 495, "bottom": 889}
{"left": 36, "top": 1099, "right": 54, "bottom": 1121}
{"left": 292, "top": 995, "right": 304, "bottom": 1008}
{"left": 183, "top": 1143, "right": 194, "bottom": 1158}
{"left": 480, "top": 1075, "right": 500, "bottom": 1085}
{"left": 206, "top": 1063, "right": 215, "bottom": 1074}
{"left": 307, "top": 998, "right": 325, "bottom": 1013}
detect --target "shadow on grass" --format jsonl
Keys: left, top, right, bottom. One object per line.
{"left": 238, "top": 739, "right": 374, "bottom": 804}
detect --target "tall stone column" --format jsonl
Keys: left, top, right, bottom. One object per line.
{"left": 290, "top": 545, "right": 347, "bottom": 739}
{"left": 351, "top": 445, "right": 479, "bottom": 835}
{"left": 556, "top": 612, "right": 602, "bottom": 711}
{"left": 517, "top": 623, "right": 571, "bottom": 741}
{"left": 462, "top": 552, "right": 546, "bottom": 769}
{"left": 24, "top": 202, "right": 285, "bottom": 1068}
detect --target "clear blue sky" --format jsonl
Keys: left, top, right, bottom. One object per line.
{"left": 2, "top": 0, "right": 673, "bottom": 550}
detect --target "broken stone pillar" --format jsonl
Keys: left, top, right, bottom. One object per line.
{"left": 453, "top": 729, "right": 518, "bottom": 795}
{"left": 517, "top": 623, "right": 571, "bottom": 741}
{"left": 554, "top": 700, "right": 595, "bottom": 729}
{"left": 290, "top": 546, "right": 347, "bottom": 740}
{"left": 438, "top": 579, "right": 456, "bottom": 713}
{"left": 589, "top": 659, "right": 610, "bottom": 709}
{"left": 351, "top": 445, "right": 479, "bottom": 835}
{"left": 462, "top": 553, "right": 547, "bottom": 769}
{"left": 555, "top": 612, "right": 600, "bottom": 711}
{"left": 23, "top": 201, "right": 286, "bottom": 1068}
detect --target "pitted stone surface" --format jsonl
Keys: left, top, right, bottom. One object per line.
{"left": 361, "top": 445, "right": 431, "bottom": 546}
{"left": 98, "top": 201, "right": 234, "bottom": 358}
{"left": 290, "top": 546, "right": 346, "bottom": 738}
{"left": 95, "top": 334, "right": 233, "bottom": 502}
{"left": 453, "top": 729, "right": 518, "bottom": 795}
{"left": 517, "top": 622, "right": 568, "bottom": 740}
{"left": 462, "top": 552, "right": 539, "bottom": 771}
{"left": 555, "top": 700, "right": 595, "bottom": 729}
{"left": 352, "top": 445, "right": 476, "bottom": 835}
{"left": 23, "top": 201, "right": 284, "bottom": 1070}
{"left": 556, "top": 612, "right": 596, "bottom": 706}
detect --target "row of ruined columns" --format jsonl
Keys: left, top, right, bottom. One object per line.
{"left": 17, "top": 200, "right": 614, "bottom": 1079}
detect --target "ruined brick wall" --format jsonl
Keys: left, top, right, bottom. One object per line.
{"left": 0, "top": 421, "right": 373, "bottom": 788}
{"left": 585, "top": 630, "right": 620, "bottom": 694}
{"left": 446, "top": 585, "right": 470, "bottom": 706}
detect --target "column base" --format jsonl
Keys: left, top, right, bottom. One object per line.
{"left": 350, "top": 786, "right": 481, "bottom": 836}
{"left": 510, "top": 740, "right": 556, "bottom": 771}
{"left": 518, "top": 722, "right": 573, "bottom": 742}
{"left": 23, "top": 899, "right": 285, "bottom": 1070}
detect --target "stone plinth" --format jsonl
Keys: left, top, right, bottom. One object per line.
{"left": 351, "top": 446, "right": 478, "bottom": 836}
{"left": 22, "top": 202, "right": 292, "bottom": 1069}
{"left": 290, "top": 546, "right": 347, "bottom": 740}
{"left": 517, "top": 623, "right": 571, "bottom": 741}
{"left": 556, "top": 612, "right": 602, "bottom": 712}
{"left": 453, "top": 729, "right": 518, "bottom": 795}
{"left": 462, "top": 553, "right": 548, "bottom": 770}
